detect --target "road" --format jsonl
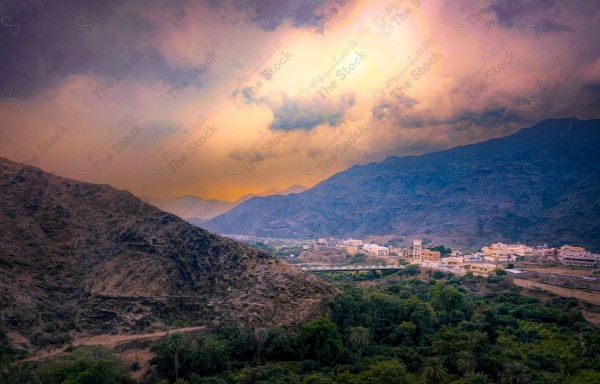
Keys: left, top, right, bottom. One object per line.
{"left": 301, "top": 265, "right": 405, "bottom": 272}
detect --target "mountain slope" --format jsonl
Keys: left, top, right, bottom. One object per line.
{"left": 204, "top": 118, "right": 600, "bottom": 251}
{"left": 0, "top": 157, "right": 336, "bottom": 342}
{"left": 141, "top": 195, "right": 238, "bottom": 221}
{"left": 143, "top": 185, "right": 308, "bottom": 222}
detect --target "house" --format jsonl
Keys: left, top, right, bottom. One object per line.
{"left": 364, "top": 244, "right": 389, "bottom": 256}
{"left": 421, "top": 249, "right": 441, "bottom": 262}
{"left": 466, "top": 263, "right": 499, "bottom": 277}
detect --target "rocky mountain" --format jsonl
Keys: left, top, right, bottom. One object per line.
{"left": 204, "top": 118, "right": 600, "bottom": 251}
{"left": 0, "top": 157, "right": 336, "bottom": 344}
{"left": 143, "top": 185, "right": 307, "bottom": 223}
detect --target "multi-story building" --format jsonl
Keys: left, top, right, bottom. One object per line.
{"left": 466, "top": 263, "right": 499, "bottom": 277}
{"left": 421, "top": 249, "right": 441, "bottom": 262}
{"left": 482, "top": 242, "right": 535, "bottom": 261}
{"left": 533, "top": 245, "right": 557, "bottom": 261}
{"left": 440, "top": 256, "right": 464, "bottom": 266}
{"left": 412, "top": 239, "right": 422, "bottom": 262}
{"left": 559, "top": 245, "right": 600, "bottom": 267}
{"left": 560, "top": 245, "right": 586, "bottom": 252}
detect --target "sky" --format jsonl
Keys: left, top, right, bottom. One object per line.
{"left": 1, "top": 0, "right": 599, "bottom": 201}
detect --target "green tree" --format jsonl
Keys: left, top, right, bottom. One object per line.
{"left": 499, "top": 362, "right": 532, "bottom": 384}
{"left": 459, "top": 372, "right": 493, "bottom": 384}
{"left": 296, "top": 317, "right": 343, "bottom": 364}
{"left": 456, "top": 351, "right": 477, "bottom": 375}
{"left": 392, "top": 321, "right": 417, "bottom": 346}
{"left": 433, "top": 327, "right": 489, "bottom": 369}
{"left": 431, "top": 245, "right": 451, "bottom": 255}
{"left": 568, "top": 369, "right": 600, "bottom": 384}
{"left": 302, "top": 372, "right": 335, "bottom": 384}
{"left": 356, "top": 360, "right": 409, "bottom": 384}
{"left": 431, "top": 282, "right": 464, "bottom": 323}
{"left": 423, "top": 357, "right": 447, "bottom": 384}
{"left": 254, "top": 328, "right": 268, "bottom": 364}
{"left": 262, "top": 325, "right": 293, "bottom": 361}
{"left": 166, "top": 332, "right": 187, "bottom": 381}
{"left": 217, "top": 323, "right": 256, "bottom": 364}
{"left": 234, "top": 364, "right": 300, "bottom": 384}
{"left": 347, "top": 326, "right": 371, "bottom": 360}
{"left": 0, "top": 362, "right": 39, "bottom": 384}
{"left": 191, "top": 336, "right": 230, "bottom": 376}
{"left": 331, "top": 289, "right": 372, "bottom": 330}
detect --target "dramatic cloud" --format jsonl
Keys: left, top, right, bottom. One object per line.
{"left": 269, "top": 93, "right": 355, "bottom": 131}
{"left": 1, "top": 0, "right": 599, "bottom": 200}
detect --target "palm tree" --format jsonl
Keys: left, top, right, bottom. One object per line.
{"left": 166, "top": 332, "right": 186, "bottom": 381}
{"left": 424, "top": 357, "right": 447, "bottom": 384}
{"left": 461, "top": 372, "right": 493, "bottom": 384}
{"left": 456, "top": 351, "right": 477, "bottom": 374}
{"left": 348, "top": 326, "right": 371, "bottom": 360}
{"left": 254, "top": 327, "right": 268, "bottom": 364}
{"left": 499, "top": 362, "right": 532, "bottom": 384}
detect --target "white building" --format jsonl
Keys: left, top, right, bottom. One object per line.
{"left": 363, "top": 244, "right": 390, "bottom": 256}
{"left": 559, "top": 245, "right": 600, "bottom": 267}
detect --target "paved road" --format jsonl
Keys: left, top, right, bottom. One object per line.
{"left": 301, "top": 265, "right": 405, "bottom": 272}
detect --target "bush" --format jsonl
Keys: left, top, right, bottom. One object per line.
{"left": 37, "top": 346, "right": 134, "bottom": 384}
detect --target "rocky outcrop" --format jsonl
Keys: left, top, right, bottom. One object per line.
{"left": 0, "top": 157, "right": 337, "bottom": 341}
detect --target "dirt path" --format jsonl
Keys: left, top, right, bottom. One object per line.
{"left": 513, "top": 278, "right": 600, "bottom": 305}
{"left": 23, "top": 325, "right": 206, "bottom": 363}
{"left": 583, "top": 310, "right": 600, "bottom": 326}
{"left": 73, "top": 325, "right": 206, "bottom": 348}
{"left": 521, "top": 267, "right": 600, "bottom": 277}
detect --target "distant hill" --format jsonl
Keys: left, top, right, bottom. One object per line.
{"left": 143, "top": 185, "right": 308, "bottom": 223}
{"left": 204, "top": 118, "right": 600, "bottom": 251}
{"left": 0, "top": 157, "right": 335, "bottom": 344}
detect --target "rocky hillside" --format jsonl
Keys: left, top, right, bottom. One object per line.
{"left": 204, "top": 118, "right": 600, "bottom": 251}
{"left": 0, "top": 157, "right": 336, "bottom": 345}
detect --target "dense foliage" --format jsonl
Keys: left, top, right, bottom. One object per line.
{"left": 0, "top": 346, "right": 133, "bottom": 384}
{"left": 2, "top": 273, "right": 599, "bottom": 383}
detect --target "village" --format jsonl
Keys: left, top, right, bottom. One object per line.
{"left": 300, "top": 237, "right": 600, "bottom": 278}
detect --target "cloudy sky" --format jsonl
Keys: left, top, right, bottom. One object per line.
{"left": 1, "top": 0, "right": 599, "bottom": 201}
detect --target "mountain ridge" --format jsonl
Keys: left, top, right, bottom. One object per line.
{"left": 203, "top": 118, "right": 600, "bottom": 251}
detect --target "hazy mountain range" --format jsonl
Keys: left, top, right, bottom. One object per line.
{"left": 203, "top": 118, "right": 600, "bottom": 251}
{"left": 0, "top": 158, "right": 333, "bottom": 339}
{"left": 143, "top": 184, "right": 307, "bottom": 223}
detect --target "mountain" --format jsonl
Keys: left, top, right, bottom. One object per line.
{"left": 141, "top": 195, "right": 237, "bottom": 221}
{"left": 143, "top": 185, "right": 308, "bottom": 222}
{"left": 277, "top": 184, "right": 309, "bottom": 195}
{"left": 0, "top": 157, "right": 336, "bottom": 343}
{"left": 204, "top": 118, "right": 600, "bottom": 251}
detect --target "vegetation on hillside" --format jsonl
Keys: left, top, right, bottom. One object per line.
{"left": 2, "top": 273, "right": 599, "bottom": 383}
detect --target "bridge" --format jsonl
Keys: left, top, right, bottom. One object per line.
{"left": 300, "top": 265, "right": 405, "bottom": 272}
